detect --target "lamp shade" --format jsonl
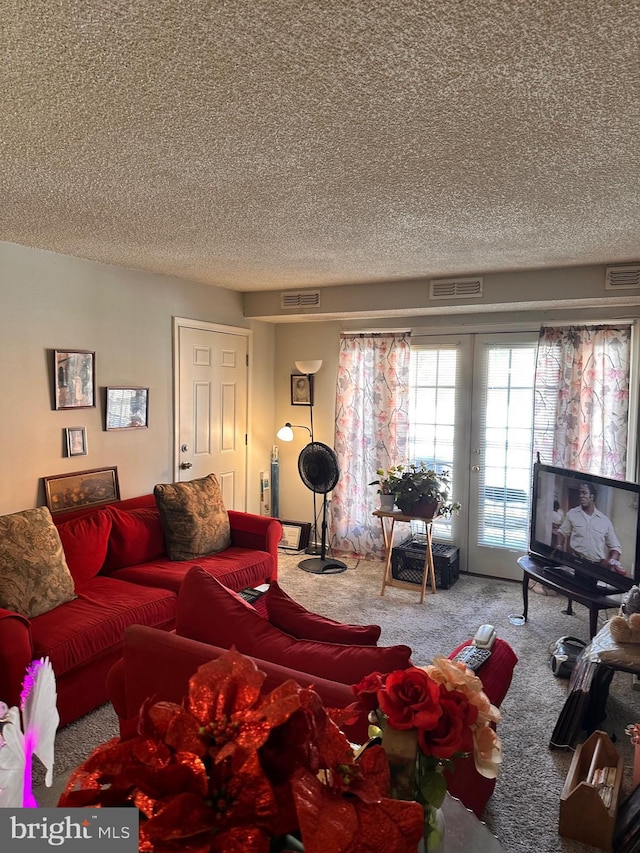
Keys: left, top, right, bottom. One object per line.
{"left": 276, "top": 424, "right": 294, "bottom": 442}
{"left": 294, "top": 359, "right": 322, "bottom": 375}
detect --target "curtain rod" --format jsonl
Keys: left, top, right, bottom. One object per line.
{"left": 341, "top": 328, "right": 412, "bottom": 336}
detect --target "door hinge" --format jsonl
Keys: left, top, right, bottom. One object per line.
{"left": 246, "top": 353, "right": 249, "bottom": 367}
{"left": 245, "top": 434, "right": 248, "bottom": 445}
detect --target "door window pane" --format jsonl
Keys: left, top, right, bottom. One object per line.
{"left": 478, "top": 344, "right": 536, "bottom": 549}
{"left": 409, "top": 347, "right": 459, "bottom": 540}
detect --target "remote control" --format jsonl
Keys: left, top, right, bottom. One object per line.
{"left": 237, "top": 586, "right": 267, "bottom": 603}
{"left": 452, "top": 645, "right": 492, "bottom": 671}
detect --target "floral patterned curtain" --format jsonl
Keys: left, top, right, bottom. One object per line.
{"left": 533, "top": 324, "right": 632, "bottom": 479}
{"left": 330, "top": 332, "right": 411, "bottom": 558}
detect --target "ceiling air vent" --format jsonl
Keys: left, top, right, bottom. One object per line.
{"left": 605, "top": 265, "right": 640, "bottom": 291}
{"left": 429, "top": 277, "right": 483, "bottom": 300}
{"left": 280, "top": 290, "right": 321, "bottom": 309}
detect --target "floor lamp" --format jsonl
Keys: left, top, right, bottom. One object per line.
{"left": 276, "top": 359, "right": 324, "bottom": 556}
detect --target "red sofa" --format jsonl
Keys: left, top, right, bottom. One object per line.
{"left": 106, "top": 573, "right": 517, "bottom": 817}
{"left": 0, "top": 494, "right": 281, "bottom": 726}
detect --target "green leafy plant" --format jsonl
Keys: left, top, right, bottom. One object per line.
{"left": 368, "top": 467, "right": 404, "bottom": 495}
{"left": 372, "top": 463, "right": 461, "bottom": 518}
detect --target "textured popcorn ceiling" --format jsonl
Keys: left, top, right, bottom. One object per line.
{"left": 2, "top": 1, "right": 640, "bottom": 292}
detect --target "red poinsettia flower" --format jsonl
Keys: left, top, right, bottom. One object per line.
{"left": 61, "top": 648, "right": 442, "bottom": 851}
{"left": 291, "top": 747, "right": 424, "bottom": 853}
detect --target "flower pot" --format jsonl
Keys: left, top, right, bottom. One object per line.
{"left": 379, "top": 494, "right": 396, "bottom": 511}
{"left": 396, "top": 496, "right": 441, "bottom": 518}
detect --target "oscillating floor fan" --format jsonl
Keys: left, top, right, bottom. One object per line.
{"left": 297, "top": 441, "right": 347, "bottom": 574}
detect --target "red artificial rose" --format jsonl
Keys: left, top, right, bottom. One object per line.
{"left": 378, "top": 667, "right": 441, "bottom": 731}
{"left": 352, "top": 671, "right": 385, "bottom": 712}
{"left": 418, "top": 686, "right": 478, "bottom": 759}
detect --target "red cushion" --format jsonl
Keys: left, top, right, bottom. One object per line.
{"left": 110, "top": 548, "right": 274, "bottom": 593}
{"left": 103, "top": 506, "right": 165, "bottom": 571}
{"left": 265, "top": 580, "right": 381, "bottom": 645}
{"left": 30, "top": 576, "right": 176, "bottom": 677}
{"left": 56, "top": 510, "right": 112, "bottom": 588}
{"left": 176, "top": 567, "right": 412, "bottom": 684}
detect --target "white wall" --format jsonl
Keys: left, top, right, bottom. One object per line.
{"left": 0, "top": 242, "right": 275, "bottom": 516}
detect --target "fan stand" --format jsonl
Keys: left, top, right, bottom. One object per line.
{"left": 298, "top": 492, "right": 347, "bottom": 574}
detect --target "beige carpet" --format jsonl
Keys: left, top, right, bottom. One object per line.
{"left": 36, "top": 554, "right": 640, "bottom": 853}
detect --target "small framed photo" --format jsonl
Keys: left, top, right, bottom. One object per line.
{"left": 291, "top": 374, "right": 314, "bottom": 406}
{"left": 279, "top": 520, "right": 312, "bottom": 551}
{"left": 65, "top": 426, "right": 87, "bottom": 457}
{"left": 106, "top": 387, "right": 149, "bottom": 430}
{"left": 54, "top": 350, "right": 95, "bottom": 409}
{"left": 44, "top": 466, "right": 120, "bottom": 515}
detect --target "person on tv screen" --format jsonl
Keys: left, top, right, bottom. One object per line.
{"left": 551, "top": 500, "right": 564, "bottom": 548}
{"left": 557, "top": 482, "right": 624, "bottom": 574}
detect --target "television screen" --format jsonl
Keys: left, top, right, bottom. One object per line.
{"left": 529, "top": 462, "right": 640, "bottom": 593}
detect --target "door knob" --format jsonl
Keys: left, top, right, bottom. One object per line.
{"left": 180, "top": 462, "right": 193, "bottom": 470}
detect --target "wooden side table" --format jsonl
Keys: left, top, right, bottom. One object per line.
{"left": 373, "top": 509, "right": 440, "bottom": 604}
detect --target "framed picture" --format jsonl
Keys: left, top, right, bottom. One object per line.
{"left": 106, "top": 387, "right": 149, "bottom": 430}
{"left": 44, "top": 466, "right": 120, "bottom": 515}
{"left": 65, "top": 426, "right": 87, "bottom": 457}
{"left": 291, "top": 374, "right": 314, "bottom": 406}
{"left": 279, "top": 520, "right": 312, "bottom": 551}
{"left": 54, "top": 350, "right": 95, "bottom": 410}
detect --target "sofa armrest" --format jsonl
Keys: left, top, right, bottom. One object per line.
{"left": 228, "top": 511, "right": 282, "bottom": 561}
{"left": 0, "top": 609, "right": 34, "bottom": 708}
{"left": 107, "top": 625, "right": 367, "bottom": 743}
{"left": 448, "top": 637, "right": 518, "bottom": 707}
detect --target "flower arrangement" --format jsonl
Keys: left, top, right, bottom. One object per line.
{"left": 59, "top": 648, "right": 426, "bottom": 853}
{"left": 352, "top": 658, "right": 502, "bottom": 849}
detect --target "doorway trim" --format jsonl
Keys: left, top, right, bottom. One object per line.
{"left": 172, "top": 317, "right": 252, "bottom": 489}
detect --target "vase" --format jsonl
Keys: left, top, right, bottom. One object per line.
{"left": 381, "top": 726, "right": 446, "bottom": 852}
{"left": 419, "top": 803, "right": 445, "bottom": 852}
{"left": 381, "top": 725, "right": 419, "bottom": 800}
{"left": 379, "top": 494, "right": 396, "bottom": 511}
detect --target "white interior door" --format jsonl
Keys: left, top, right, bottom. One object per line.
{"left": 175, "top": 319, "right": 248, "bottom": 510}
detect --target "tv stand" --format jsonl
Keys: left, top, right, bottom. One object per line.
{"left": 517, "top": 556, "right": 623, "bottom": 639}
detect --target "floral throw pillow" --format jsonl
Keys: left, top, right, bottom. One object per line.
{"left": 0, "top": 506, "right": 76, "bottom": 618}
{"left": 154, "top": 473, "right": 231, "bottom": 561}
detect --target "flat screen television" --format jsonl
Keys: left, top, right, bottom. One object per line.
{"left": 529, "top": 461, "right": 640, "bottom": 593}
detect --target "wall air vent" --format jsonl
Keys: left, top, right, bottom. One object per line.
{"left": 605, "top": 265, "right": 640, "bottom": 290}
{"left": 429, "top": 277, "right": 483, "bottom": 300}
{"left": 280, "top": 290, "right": 321, "bottom": 309}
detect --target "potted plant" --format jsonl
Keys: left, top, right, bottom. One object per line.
{"left": 388, "top": 462, "right": 461, "bottom": 519}
{"left": 369, "top": 467, "right": 403, "bottom": 510}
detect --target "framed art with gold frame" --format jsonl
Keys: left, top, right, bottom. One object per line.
{"left": 44, "top": 466, "right": 120, "bottom": 514}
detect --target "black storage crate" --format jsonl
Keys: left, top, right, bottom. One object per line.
{"left": 391, "top": 537, "right": 460, "bottom": 589}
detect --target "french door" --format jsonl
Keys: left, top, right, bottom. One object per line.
{"left": 410, "top": 332, "right": 538, "bottom": 581}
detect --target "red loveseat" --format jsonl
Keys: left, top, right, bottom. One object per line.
{"left": 0, "top": 495, "right": 281, "bottom": 726}
{"left": 107, "top": 569, "right": 517, "bottom": 817}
